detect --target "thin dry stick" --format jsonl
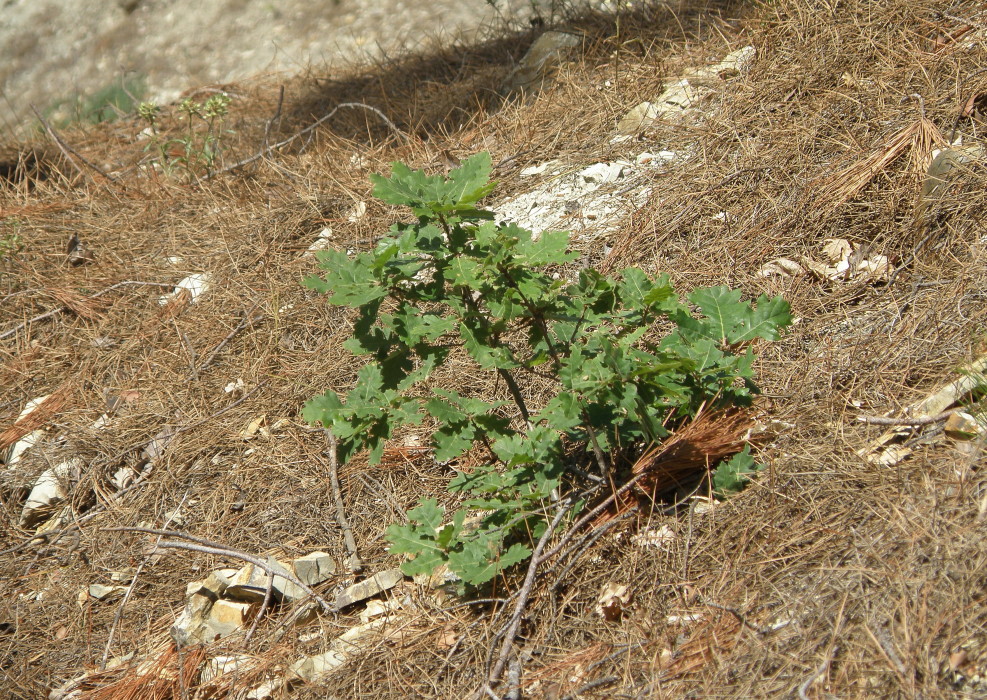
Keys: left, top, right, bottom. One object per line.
{"left": 535, "top": 469, "right": 653, "bottom": 566}
{"left": 99, "top": 492, "right": 189, "bottom": 669}
{"left": 0, "top": 280, "right": 176, "bottom": 340}
{"left": 482, "top": 503, "right": 572, "bottom": 696}
{"left": 866, "top": 625, "right": 908, "bottom": 679}
{"left": 102, "top": 528, "right": 332, "bottom": 612}
{"left": 173, "top": 319, "right": 199, "bottom": 379}
{"left": 798, "top": 646, "right": 839, "bottom": 700}
{"left": 699, "top": 599, "right": 762, "bottom": 634}
{"left": 244, "top": 570, "right": 276, "bottom": 644}
{"left": 324, "top": 430, "right": 363, "bottom": 573}
{"left": 207, "top": 102, "right": 408, "bottom": 179}
{"left": 196, "top": 303, "right": 261, "bottom": 371}
{"left": 30, "top": 105, "right": 114, "bottom": 182}
{"left": 560, "top": 677, "right": 619, "bottom": 699}
{"left": 682, "top": 495, "right": 699, "bottom": 582}
{"left": 504, "top": 652, "right": 522, "bottom": 700}
{"left": 176, "top": 380, "right": 267, "bottom": 433}
{"left": 263, "top": 85, "right": 285, "bottom": 150}
{"left": 547, "top": 511, "right": 634, "bottom": 590}
{"left": 856, "top": 409, "right": 956, "bottom": 426}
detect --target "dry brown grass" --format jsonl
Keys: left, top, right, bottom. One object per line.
{"left": 2, "top": 0, "right": 987, "bottom": 698}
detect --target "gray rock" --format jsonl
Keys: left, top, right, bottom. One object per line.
{"left": 289, "top": 618, "right": 394, "bottom": 682}
{"left": 185, "top": 569, "right": 237, "bottom": 598}
{"left": 226, "top": 558, "right": 307, "bottom": 604}
{"left": 616, "top": 102, "right": 661, "bottom": 136}
{"left": 333, "top": 568, "right": 404, "bottom": 611}
{"left": 87, "top": 584, "right": 127, "bottom": 601}
{"left": 170, "top": 592, "right": 252, "bottom": 645}
{"left": 205, "top": 600, "right": 252, "bottom": 639}
{"left": 915, "top": 145, "right": 984, "bottom": 229}
{"left": 170, "top": 592, "right": 215, "bottom": 646}
{"left": 293, "top": 552, "right": 337, "bottom": 586}
{"left": 502, "top": 31, "right": 583, "bottom": 94}
{"left": 19, "top": 458, "right": 82, "bottom": 528}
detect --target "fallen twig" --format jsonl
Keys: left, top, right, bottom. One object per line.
{"left": 535, "top": 469, "right": 652, "bottom": 566}
{"left": 560, "top": 676, "right": 619, "bottom": 699}
{"left": 263, "top": 85, "right": 285, "bottom": 150}
{"left": 100, "top": 493, "right": 189, "bottom": 670}
{"left": 206, "top": 101, "right": 408, "bottom": 179}
{"left": 174, "top": 319, "right": 199, "bottom": 379}
{"left": 798, "top": 645, "right": 839, "bottom": 700}
{"left": 699, "top": 599, "right": 762, "bottom": 634}
{"left": 856, "top": 409, "right": 956, "bottom": 426}
{"left": 324, "top": 429, "right": 363, "bottom": 573}
{"left": 176, "top": 380, "right": 267, "bottom": 432}
{"left": 548, "top": 511, "right": 634, "bottom": 591}
{"left": 503, "top": 651, "right": 522, "bottom": 700}
{"left": 30, "top": 105, "right": 114, "bottom": 183}
{"left": 103, "top": 526, "right": 333, "bottom": 612}
{"left": 481, "top": 502, "right": 572, "bottom": 696}
{"left": 0, "top": 280, "right": 176, "bottom": 340}
{"left": 244, "top": 570, "right": 276, "bottom": 644}
{"left": 196, "top": 303, "right": 261, "bottom": 372}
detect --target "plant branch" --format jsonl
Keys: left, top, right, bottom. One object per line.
{"left": 482, "top": 501, "right": 571, "bottom": 694}
{"left": 100, "top": 493, "right": 189, "bottom": 669}
{"left": 536, "top": 468, "right": 654, "bottom": 566}
{"left": 504, "top": 275, "right": 612, "bottom": 476}
{"left": 460, "top": 289, "right": 532, "bottom": 426}
{"left": 856, "top": 410, "right": 956, "bottom": 426}
{"left": 244, "top": 570, "right": 275, "bottom": 644}
{"left": 196, "top": 303, "right": 261, "bottom": 372}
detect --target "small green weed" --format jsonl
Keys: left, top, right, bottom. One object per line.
{"left": 1, "top": 218, "right": 22, "bottom": 259}
{"left": 304, "top": 153, "right": 791, "bottom": 587}
{"left": 712, "top": 445, "right": 762, "bottom": 496}
{"left": 138, "top": 93, "right": 232, "bottom": 180}
{"left": 45, "top": 75, "right": 147, "bottom": 127}
{"left": 0, "top": 233, "right": 21, "bottom": 261}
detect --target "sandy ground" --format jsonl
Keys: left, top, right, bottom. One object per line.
{"left": 0, "top": 0, "right": 533, "bottom": 137}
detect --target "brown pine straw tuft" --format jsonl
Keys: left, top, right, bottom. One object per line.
{"left": 813, "top": 115, "right": 947, "bottom": 212}
{"left": 0, "top": 385, "right": 71, "bottom": 453}
{"left": 660, "top": 610, "right": 744, "bottom": 680}
{"left": 70, "top": 643, "right": 205, "bottom": 700}
{"left": 594, "top": 408, "right": 755, "bottom": 526}
{"left": 48, "top": 287, "right": 102, "bottom": 320}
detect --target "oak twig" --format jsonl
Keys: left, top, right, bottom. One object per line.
{"left": 856, "top": 410, "right": 956, "bottom": 426}
{"left": 481, "top": 502, "right": 571, "bottom": 696}
{"left": 324, "top": 430, "right": 363, "bottom": 573}
{"left": 207, "top": 102, "right": 408, "bottom": 179}
{"left": 100, "top": 493, "right": 189, "bottom": 670}
{"left": 0, "top": 280, "right": 176, "bottom": 340}
{"left": 31, "top": 105, "right": 114, "bottom": 182}
{"left": 196, "top": 303, "right": 261, "bottom": 372}
{"left": 103, "top": 527, "right": 332, "bottom": 612}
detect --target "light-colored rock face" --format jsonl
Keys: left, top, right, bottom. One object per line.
{"left": 0, "top": 0, "right": 534, "bottom": 136}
